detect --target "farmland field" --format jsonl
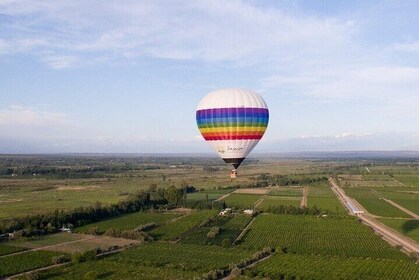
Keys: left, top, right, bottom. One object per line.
{"left": 181, "top": 214, "right": 251, "bottom": 246}
{"left": 308, "top": 184, "right": 345, "bottom": 213}
{"left": 0, "top": 243, "right": 27, "bottom": 256}
{"left": 1, "top": 155, "right": 419, "bottom": 279}
{"left": 186, "top": 192, "right": 225, "bottom": 201}
{"left": 377, "top": 190, "right": 419, "bottom": 214}
{"left": 222, "top": 193, "right": 262, "bottom": 208}
{"left": 150, "top": 210, "right": 217, "bottom": 240}
{"left": 377, "top": 218, "right": 419, "bottom": 243}
{"left": 10, "top": 233, "right": 88, "bottom": 249}
{"left": 267, "top": 187, "right": 302, "bottom": 197}
{"left": 344, "top": 188, "right": 411, "bottom": 218}
{"left": 38, "top": 243, "right": 253, "bottom": 280}
{"left": 76, "top": 212, "right": 180, "bottom": 233}
{"left": 256, "top": 196, "right": 300, "bottom": 209}
{"left": 249, "top": 252, "right": 419, "bottom": 280}
{"left": 239, "top": 214, "right": 408, "bottom": 259}
{"left": 0, "top": 250, "right": 68, "bottom": 278}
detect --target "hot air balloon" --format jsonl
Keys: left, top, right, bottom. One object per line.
{"left": 196, "top": 88, "right": 269, "bottom": 177}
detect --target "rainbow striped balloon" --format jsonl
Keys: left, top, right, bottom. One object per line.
{"left": 196, "top": 88, "right": 269, "bottom": 169}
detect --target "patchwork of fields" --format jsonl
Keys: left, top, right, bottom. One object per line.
{"left": 1, "top": 157, "right": 418, "bottom": 279}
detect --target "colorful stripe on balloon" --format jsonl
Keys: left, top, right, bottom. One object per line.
{"left": 196, "top": 107, "right": 269, "bottom": 141}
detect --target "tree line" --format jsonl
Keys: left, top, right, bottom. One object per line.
{"left": 0, "top": 184, "right": 206, "bottom": 237}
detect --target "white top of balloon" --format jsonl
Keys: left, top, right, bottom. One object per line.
{"left": 196, "top": 88, "right": 269, "bottom": 178}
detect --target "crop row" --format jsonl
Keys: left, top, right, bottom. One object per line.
{"left": 0, "top": 244, "right": 27, "bottom": 256}
{"left": 0, "top": 250, "right": 67, "bottom": 277}
{"left": 111, "top": 243, "right": 251, "bottom": 272}
{"left": 250, "top": 253, "right": 419, "bottom": 280}
{"left": 150, "top": 210, "right": 217, "bottom": 240}
{"left": 76, "top": 211, "right": 180, "bottom": 233}
{"left": 239, "top": 214, "right": 408, "bottom": 260}
{"left": 223, "top": 194, "right": 262, "bottom": 208}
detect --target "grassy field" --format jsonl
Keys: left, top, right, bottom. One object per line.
{"left": 239, "top": 214, "right": 408, "bottom": 259}
{"left": 7, "top": 232, "right": 138, "bottom": 254}
{"left": 307, "top": 184, "right": 346, "bottom": 213}
{"left": 38, "top": 243, "right": 253, "bottom": 280}
{"left": 186, "top": 192, "right": 225, "bottom": 201}
{"left": 0, "top": 250, "right": 68, "bottom": 278}
{"left": 268, "top": 187, "right": 302, "bottom": 197}
{"left": 377, "top": 218, "right": 419, "bottom": 243}
{"left": 377, "top": 190, "right": 419, "bottom": 214}
{"left": 76, "top": 211, "right": 181, "bottom": 234}
{"left": 10, "top": 233, "right": 88, "bottom": 249}
{"left": 257, "top": 196, "right": 301, "bottom": 209}
{"left": 344, "top": 188, "right": 411, "bottom": 218}
{"left": 249, "top": 252, "right": 419, "bottom": 280}
{"left": 150, "top": 210, "right": 217, "bottom": 240}
{"left": 222, "top": 194, "right": 262, "bottom": 208}
{"left": 393, "top": 175, "right": 419, "bottom": 187}
{"left": 0, "top": 243, "right": 27, "bottom": 256}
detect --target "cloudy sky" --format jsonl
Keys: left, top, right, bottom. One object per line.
{"left": 0, "top": 0, "right": 418, "bottom": 153}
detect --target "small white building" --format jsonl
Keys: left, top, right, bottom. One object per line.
{"left": 60, "top": 227, "right": 72, "bottom": 233}
{"left": 243, "top": 209, "right": 254, "bottom": 215}
{"left": 218, "top": 208, "right": 232, "bottom": 216}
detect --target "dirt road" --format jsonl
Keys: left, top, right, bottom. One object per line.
{"left": 329, "top": 177, "right": 419, "bottom": 255}
{"left": 382, "top": 198, "right": 419, "bottom": 219}
{"left": 0, "top": 235, "right": 98, "bottom": 258}
{"left": 216, "top": 192, "right": 232, "bottom": 201}
{"left": 300, "top": 187, "right": 308, "bottom": 207}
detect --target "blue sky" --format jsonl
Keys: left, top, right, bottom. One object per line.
{"left": 0, "top": 0, "right": 418, "bottom": 153}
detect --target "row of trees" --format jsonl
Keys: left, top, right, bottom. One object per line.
{"left": 264, "top": 205, "right": 324, "bottom": 215}
{"left": 0, "top": 184, "right": 221, "bottom": 237}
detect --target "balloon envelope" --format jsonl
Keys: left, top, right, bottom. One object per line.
{"left": 196, "top": 88, "right": 269, "bottom": 169}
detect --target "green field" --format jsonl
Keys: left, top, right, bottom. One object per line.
{"left": 249, "top": 252, "right": 419, "bottom": 280}
{"left": 239, "top": 214, "right": 408, "bottom": 259}
{"left": 186, "top": 192, "right": 225, "bottom": 201}
{"left": 344, "top": 188, "right": 411, "bottom": 218}
{"left": 307, "top": 184, "right": 345, "bottom": 213}
{"left": 257, "top": 196, "right": 301, "bottom": 209}
{"left": 1, "top": 156, "right": 419, "bottom": 279}
{"left": 378, "top": 190, "right": 419, "bottom": 215}
{"left": 181, "top": 214, "right": 251, "bottom": 246}
{"left": 268, "top": 188, "right": 302, "bottom": 197}
{"left": 222, "top": 194, "right": 262, "bottom": 208}
{"left": 393, "top": 175, "right": 419, "bottom": 187}
{"left": 0, "top": 250, "right": 68, "bottom": 278}
{"left": 38, "top": 243, "right": 253, "bottom": 280}
{"left": 377, "top": 218, "right": 419, "bottom": 243}
{"left": 76, "top": 212, "right": 180, "bottom": 234}
{"left": 0, "top": 244, "right": 27, "bottom": 256}
{"left": 150, "top": 210, "right": 217, "bottom": 240}
{"left": 10, "top": 233, "right": 88, "bottom": 249}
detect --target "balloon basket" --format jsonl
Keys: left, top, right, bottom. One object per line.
{"left": 230, "top": 169, "right": 237, "bottom": 179}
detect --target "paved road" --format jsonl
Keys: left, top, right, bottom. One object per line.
{"left": 329, "top": 177, "right": 419, "bottom": 255}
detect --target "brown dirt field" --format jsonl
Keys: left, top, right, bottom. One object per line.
{"left": 170, "top": 207, "right": 193, "bottom": 214}
{"left": 56, "top": 185, "right": 101, "bottom": 191}
{"left": 234, "top": 188, "right": 270, "bottom": 195}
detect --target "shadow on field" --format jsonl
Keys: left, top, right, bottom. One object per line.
{"left": 402, "top": 220, "right": 419, "bottom": 234}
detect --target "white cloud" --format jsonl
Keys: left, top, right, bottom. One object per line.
{"left": 0, "top": 0, "right": 355, "bottom": 67}
{"left": 393, "top": 42, "right": 419, "bottom": 52}
{"left": 0, "top": 105, "right": 67, "bottom": 126}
